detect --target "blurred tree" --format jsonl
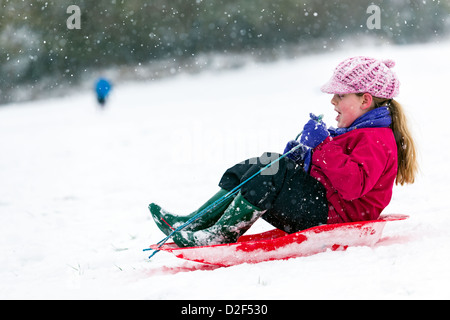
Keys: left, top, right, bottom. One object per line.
{"left": 1, "top": 0, "right": 449, "bottom": 105}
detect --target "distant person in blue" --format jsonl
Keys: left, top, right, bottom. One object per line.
{"left": 95, "top": 78, "right": 112, "bottom": 106}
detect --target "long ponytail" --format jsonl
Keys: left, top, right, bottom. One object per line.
{"left": 372, "top": 97, "right": 418, "bottom": 185}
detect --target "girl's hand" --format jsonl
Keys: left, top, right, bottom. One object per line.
{"left": 284, "top": 140, "right": 302, "bottom": 162}
{"left": 300, "top": 113, "right": 330, "bottom": 149}
{"left": 284, "top": 140, "right": 307, "bottom": 163}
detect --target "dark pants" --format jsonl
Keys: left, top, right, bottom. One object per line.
{"left": 218, "top": 152, "right": 328, "bottom": 233}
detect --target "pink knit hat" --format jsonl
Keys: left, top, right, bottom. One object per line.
{"left": 321, "top": 56, "right": 400, "bottom": 99}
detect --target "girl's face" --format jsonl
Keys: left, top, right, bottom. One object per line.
{"left": 331, "top": 93, "right": 372, "bottom": 128}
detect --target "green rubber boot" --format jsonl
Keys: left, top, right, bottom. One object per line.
{"left": 171, "top": 192, "right": 265, "bottom": 247}
{"left": 149, "top": 189, "right": 235, "bottom": 236}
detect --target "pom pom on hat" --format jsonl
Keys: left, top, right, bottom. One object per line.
{"left": 382, "top": 59, "right": 395, "bottom": 68}
{"left": 321, "top": 56, "right": 400, "bottom": 99}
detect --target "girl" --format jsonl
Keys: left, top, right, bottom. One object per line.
{"left": 149, "top": 56, "right": 418, "bottom": 247}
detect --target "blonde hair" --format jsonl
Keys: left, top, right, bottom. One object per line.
{"left": 355, "top": 93, "right": 418, "bottom": 185}
{"left": 373, "top": 97, "right": 418, "bottom": 185}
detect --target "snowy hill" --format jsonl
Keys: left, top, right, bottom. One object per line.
{"left": 1, "top": 41, "right": 450, "bottom": 299}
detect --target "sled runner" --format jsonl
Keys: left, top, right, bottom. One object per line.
{"left": 148, "top": 214, "right": 408, "bottom": 267}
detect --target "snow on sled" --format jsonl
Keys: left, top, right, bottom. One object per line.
{"left": 149, "top": 214, "right": 408, "bottom": 267}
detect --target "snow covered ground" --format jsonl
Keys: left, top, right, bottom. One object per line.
{"left": 1, "top": 40, "right": 450, "bottom": 300}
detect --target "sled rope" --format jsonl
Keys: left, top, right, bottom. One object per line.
{"left": 144, "top": 143, "right": 304, "bottom": 259}
{"left": 145, "top": 116, "right": 323, "bottom": 260}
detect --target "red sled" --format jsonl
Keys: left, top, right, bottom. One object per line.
{"left": 149, "top": 214, "right": 408, "bottom": 267}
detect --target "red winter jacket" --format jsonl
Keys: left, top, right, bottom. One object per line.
{"left": 309, "top": 128, "right": 398, "bottom": 224}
